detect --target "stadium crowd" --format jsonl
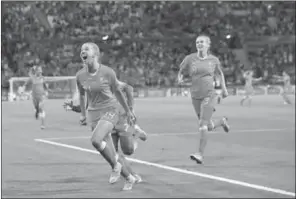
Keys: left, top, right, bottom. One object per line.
{"left": 2, "top": 1, "right": 295, "bottom": 89}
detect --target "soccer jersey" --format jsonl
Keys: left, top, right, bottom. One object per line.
{"left": 76, "top": 65, "right": 119, "bottom": 111}
{"left": 244, "top": 73, "right": 253, "bottom": 88}
{"left": 180, "top": 53, "right": 220, "bottom": 99}
{"left": 28, "top": 76, "right": 45, "bottom": 98}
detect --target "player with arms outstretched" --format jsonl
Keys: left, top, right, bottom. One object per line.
{"left": 76, "top": 42, "right": 137, "bottom": 191}
{"left": 178, "top": 35, "right": 230, "bottom": 164}
{"left": 240, "top": 70, "right": 262, "bottom": 107}
{"left": 23, "top": 66, "right": 49, "bottom": 129}
{"left": 64, "top": 80, "right": 147, "bottom": 184}
{"left": 273, "top": 71, "right": 293, "bottom": 105}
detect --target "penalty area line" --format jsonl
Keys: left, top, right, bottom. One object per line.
{"left": 34, "top": 138, "right": 295, "bottom": 197}
{"left": 42, "top": 128, "right": 294, "bottom": 141}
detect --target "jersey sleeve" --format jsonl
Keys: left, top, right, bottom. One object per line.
{"left": 76, "top": 75, "right": 85, "bottom": 96}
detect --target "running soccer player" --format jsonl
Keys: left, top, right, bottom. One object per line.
{"left": 177, "top": 35, "right": 230, "bottom": 164}
{"left": 76, "top": 42, "right": 137, "bottom": 191}
{"left": 64, "top": 80, "right": 147, "bottom": 184}
{"left": 273, "top": 71, "right": 292, "bottom": 105}
{"left": 240, "top": 70, "right": 262, "bottom": 107}
{"left": 23, "top": 66, "right": 49, "bottom": 129}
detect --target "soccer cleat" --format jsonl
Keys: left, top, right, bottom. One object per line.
{"left": 190, "top": 153, "right": 203, "bottom": 164}
{"left": 133, "top": 174, "right": 143, "bottom": 183}
{"left": 40, "top": 125, "right": 45, "bottom": 130}
{"left": 109, "top": 162, "right": 122, "bottom": 184}
{"left": 122, "top": 175, "right": 136, "bottom": 191}
{"left": 221, "top": 117, "right": 230, "bottom": 133}
{"left": 134, "top": 124, "right": 147, "bottom": 141}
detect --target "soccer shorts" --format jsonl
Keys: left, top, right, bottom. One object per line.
{"left": 245, "top": 86, "right": 254, "bottom": 96}
{"left": 32, "top": 94, "right": 45, "bottom": 110}
{"left": 191, "top": 94, "right": 217, "bottom": 124}
{"left": 88, "top": 107, "right": 120, "bottom": 131}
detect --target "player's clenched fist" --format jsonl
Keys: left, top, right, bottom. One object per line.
{"left": 127, "top": 111, "right": 136, "bottom": 126}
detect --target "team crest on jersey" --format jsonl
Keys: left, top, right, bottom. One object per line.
{"left": 100, "top": 77, "right": 109, "bottom": 84}
{"left": 208, "top": 61, "right": 215, "bottom": 73}
{"left": 82, "top": 80, "right": 90, "bottom": 90}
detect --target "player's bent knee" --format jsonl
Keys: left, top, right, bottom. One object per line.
{"left": 91, "top": 120, "right": 114, "bottom": 151}
{"left": 91, "top": 139, "right": 107, "bottom": 151}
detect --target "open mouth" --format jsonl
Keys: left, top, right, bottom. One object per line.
{"left": 81, "top": 52, "right": 88, "bottom": 61}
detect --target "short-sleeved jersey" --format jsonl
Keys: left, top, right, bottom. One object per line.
{"left": 76, "top": 65, "right": 119, "bottom": 111}
{"left": 28, "top": 76, "right": 45, "bottom": 97}
{"left": 180, "top": 53, "right": 220, "bottom": 99}
{"left": 244, "top": 73, "right": 253, "bottom": 88}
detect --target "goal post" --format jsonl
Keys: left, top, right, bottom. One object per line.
{"left": 8, "top": 76, "right": 77, "bottom": 102}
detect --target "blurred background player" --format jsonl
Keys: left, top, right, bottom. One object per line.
{"left": 64, "top": 80, "right": 147, "bottom": 184}
{"left": 76, "top": 42, "right": 137, "bottom": 190}
{"left": 177, "top": 35, "right": 230, "bottom": 164}
{"left": 240, "top": 70, "right": 262, "bottom": 107}
{"left": 273, "top": 71, "right": 293, "bottom": 105}
{"left": 22, "top": 66, "right": 49, "bottom": 129}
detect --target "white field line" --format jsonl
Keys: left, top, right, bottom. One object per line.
{"left": 34, "top": 138, "right": 295, "bottom": 197}
{"left": 43, "top": 128, "right": 294, "bottom": 141}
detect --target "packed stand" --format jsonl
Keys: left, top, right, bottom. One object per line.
{"left": 1, "top": 1, "right": 295, "bottom": 89}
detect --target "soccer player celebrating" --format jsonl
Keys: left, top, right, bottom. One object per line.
{"left": 64, "top": 80, "right": 147, "bottom": 185}
{"left": 76, "top": 42, "right": 137, "bottom": 190}
{"left": 273, "top": 71, "right": 292, "bottom": 105}
{"left": 178, "top": 35, "right": 230, "bottom": 164}
{"left": 23, "top": 66, "right": 49, "bottom": 129}
{"left": 240, "top": 70, "right": 262, "bottom": 107}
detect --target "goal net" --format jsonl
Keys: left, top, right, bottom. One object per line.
{"left": 8, "top": 76, "right": 77, "bottom": 102}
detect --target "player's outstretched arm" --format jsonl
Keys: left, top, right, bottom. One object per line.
{"left": 123, "top": 83, "right": 134, "bottom": 111}
{"left": 110, "top": 70, "right": 135, "bottom": 124}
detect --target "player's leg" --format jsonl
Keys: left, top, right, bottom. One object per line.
{"left": 240, "top": 95, "right": 247, "bottom": 106}
{"left": 38, "top": 96, "right": 46, "bottom": 129}
{"left": 90, "top": 110, "right": 135, "bottom": 190}
{"left": 108, "top": 131, "right": 121, "bottom": 184}
{"left": 105, "top": 132, "right": 134, "bottom": 186}
{"left": 281, "top": 89, "right": 292, "bottom": 105}
{"left": 32, "top": 97, "right": 39, "bottom": 119}
{"left": 190, "top": 97, "right": 215, "bottom": 164}
{"left": 191, "top": 98, "right": 202, "bottom": 121}
{"left": 207, "top": 97, "right": 229, "bottom": 133}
